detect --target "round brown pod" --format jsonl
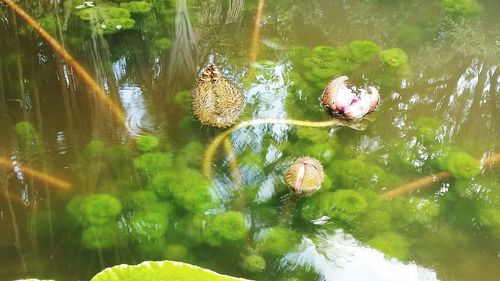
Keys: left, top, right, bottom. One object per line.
{"left": 286, "top": 157, "right": 324, "bottom": 195}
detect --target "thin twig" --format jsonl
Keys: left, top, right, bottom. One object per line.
{"left": 203, "top": 118, "right": 340, "bottom": 178}
{"left": 1, "top": 0, "right": 125, "bottom": 125}
{"left": 380, "top": 152, "right": 500, "bottom": 199}
{"left": 249, "top": 0, "right": 265, "bottom": 70}
{"left": 0, "top": 157, "right": 71, "bottom": 190}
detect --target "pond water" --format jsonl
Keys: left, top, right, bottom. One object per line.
{"left": 0, "top": 0, "right": 499, "bottom": 280}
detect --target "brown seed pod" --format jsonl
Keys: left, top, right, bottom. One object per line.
{"left": 286, "top": 157, "right": 324, "bottom": 195}
{"left": 192, "top": 64, "right": 245, "bottom": 128}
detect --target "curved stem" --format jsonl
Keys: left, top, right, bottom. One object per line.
{"left": 203, "top": 118, "right": 340, "bottom": 178}
{"left": 1, "top": 0, "right": 126, "bottom": 125}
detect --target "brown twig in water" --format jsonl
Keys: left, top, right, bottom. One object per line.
{"left": 1, "top": 0, "right": 126, "bottom": 125}
{"left": 249, "top": 0, "right": 265, "bottom": 69}
{"left": 380, "top": 152, "right": 500, "bottom": 199}
{"left": 0, "top": 157, "right": 71, "bottom": 191}
{"left": 223, "top": 138, "right": 242, "bottom": 185}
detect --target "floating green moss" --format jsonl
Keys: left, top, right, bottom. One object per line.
{"left": 437, "top": 149, "right": 480, "bottom": 179}
{"left": 163, "top": 244, "right": 191, "bottom": 261}
{"left": 122, "top": 190, "right": 158, "bottom": 210}
{"left": 136, "top": 135, "right": 160, "bottom": 153}
{"left": 134, "top": 152, "right": 173, "bottom": 177}
{"left": 240, "top": 254, "right": 266, "bottom": 273}
{"left": 80, "top": 194, "right": 123, "bottom": 226}
{"left": 78, "top": 6, "right": 136, "bottom": 34}
{"left": 127, "top": 212, "right": 168, "bottom": 243}
{"left": 148, "top": 169, "right": 215, "bottom": 213}
{"left": 367, "top": 232, "right": 409, "bottom": 261}
{"left": 256, "top": 227, "right": 301, "bottom": 256}
{"left": 301, "top": 189, "right": 368, "bottom": 222}
{"left": 442, "top": 0, "right": 483, "bottom": 20}
{"left": 120, "top": 1, "right": 153, "bottom": 14}
{"left": 203, "top": 211, "right": 249, "bottom": 247}
{"left": 154, "top": 38, "right": 172, "bottom": 50}
{"left": 82, "top": 223, "right": 123, "bottom": 250}
{"left": 415, "top": 117, "right": 441, "bottom": 142}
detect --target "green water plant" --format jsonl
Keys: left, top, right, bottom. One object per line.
{"left": 202, "top": 211, "right": 249, "bottom": 247}
{"left": 301, "top": 189, "right": 368, "bottom": 222}
{"left": 81, "top": 193, "right": 123, "bottom": 226}
{"left": 240, "top": 254, "right": 266, "bottom": 273}
{"left": 127, "top": 212, "right": 168, "bottom": 243}
{"left": 119, "top": 1, "right": 153, "bottom": 14}
{"left": 122, "top": 190, "right": 158, "bottom": 211}
{"left": 82, "top": 222, "right": 123, "bottom": 250}
{"left": 367, "top": 232, "right": 409, "bottom": 261}
{"left": 136, "top": 135, "right": 160, "bottom": 153}
{"left": 78, "top": 5, "right": 136, "bottom": 34}
{"left": 134, "top": 152, "right": 173, "bottom": 177}
{"left": 154, "top": 37, "right": 173, "bottom": 50}
{"left": 256, "top": 227, "right": 301, "bottom": 256}
{"left": 437, "top": 149, "right": 480, "bottom": 179}
{"left": 163, "top": 244, "right": 191, "bottom": 262}
{"left": 442, "top": 0, "right": 483, "bottom": 20}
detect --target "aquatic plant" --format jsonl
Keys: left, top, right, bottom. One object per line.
{"left": 286, "top": 157, "right": 324, "bottom": 195}
{"left": 437, "top": 149, "right": 480, "bottom": 179}
{"left": 415, "top": 116, "right": 441, "bottom": 142}
{"left": 134, "top": 152, "right": 173, "bottom": 177}
{"left": 442, "top": 0, "right": 483, "bottom": 20}
{"left": 301, "top": 189, "right": 368, "bottom": 222}
{"left": 82, "top": 223, "right": 123, "bottom": 250}
{"left": 163, "top": 244, "right": 191, "bottom": 261}
{"left": 328, "top": 158, "right": 389, "bottom": 190}
{"left": 154, "top": 37, "right": 173, "bottom": 50}
{"left": 256, "top": 227, "right": 301, "bottom": 256}
{"left": 120, "top": 1, "right": 153, "bottom": 14}
{"left": 202, "top": 211, "right": 249, "bottom": 247}
{"left": 80, "top": 194, "right": 123, "bottom": 226}
{"left": 127, "top": 212, "right": 168, "bottom": 243}
{"left": 240, "top": 254, "right": 266, "bottom": 273}
{"left": 136, "top": 135, "right": 160, "bottom": 153}
{"left": 367, "top": 232, "right": 409, "bottom": 261}
{"left": 180, "top": 141, "right": 205, "bottom": 168}
{"left": 148, "top": 169, "right": 215, "bottom": 213}
{"left": 78, "top": 5, "right": 136, "bottom": 35}
{"left": 122, "top": 190, "right": 158, "bottom": 211}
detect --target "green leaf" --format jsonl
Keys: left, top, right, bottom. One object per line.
{"left": 91, "top": 260, "right": 252, "bottom": 281}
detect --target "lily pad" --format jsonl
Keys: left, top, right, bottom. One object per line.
{"left": 90, "top": 260, "right": 251, "bottom": 281}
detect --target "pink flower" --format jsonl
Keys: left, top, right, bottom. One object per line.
{"left": 321, "top": 76, "right": 380, "bottom": 120}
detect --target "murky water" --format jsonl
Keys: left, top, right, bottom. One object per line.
{"left": 0, "top": 0, "right": 499, "bottom": 280}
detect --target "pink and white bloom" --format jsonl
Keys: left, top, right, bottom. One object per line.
{"left": 321, "top": 76, "right": 380, "bottom": 120}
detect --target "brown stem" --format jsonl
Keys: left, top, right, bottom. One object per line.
{"left": 249, "top": 0, "right": 265, "bottom": 72}
{"left": 1, "top": 0, "right": 126, "bottom": 125}
{"left": 380, "top": 152, "right": 500, "bottom": 199}
{"left": 0, "top": 157, "right": 71, "bottom": 191}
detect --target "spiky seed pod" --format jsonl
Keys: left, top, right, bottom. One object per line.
{"left": 192, "top": 64, "right": 245, "bottom": 128}
{"left": 286, "top": 157, "right": 324, "bottom": 195}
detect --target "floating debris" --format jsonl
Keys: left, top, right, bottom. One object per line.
{"left": 192, "top": 64, "right": 245, "bottom": 128}
{"left": 321, "top": 76, "right": 380, "bottom": 120}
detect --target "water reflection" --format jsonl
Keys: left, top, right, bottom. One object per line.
{"left": 0, "top": 0, "right": 499, "bottom": 280}
{"left": 284, "top": 230, "right": 438, "bottom": 281}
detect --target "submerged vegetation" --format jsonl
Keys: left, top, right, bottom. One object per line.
{"left": 0, "top": 0, "right": 498, "bottom": 280}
